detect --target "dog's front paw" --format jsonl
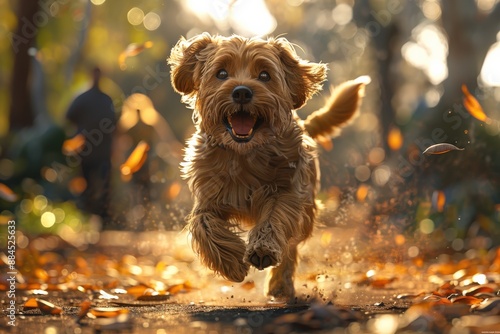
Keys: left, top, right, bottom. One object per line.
{"left": 244, "top": 243, "right": 281, "bottom": 270}
{"left": 219, "top": 260, "right": 249, "bottom": 283}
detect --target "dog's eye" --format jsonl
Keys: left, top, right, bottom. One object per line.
{"left": 258, "top": 71, "right": 271, "bottom": 82}
{"left": 216, "top": 69, "right": 228, "bottom": 80}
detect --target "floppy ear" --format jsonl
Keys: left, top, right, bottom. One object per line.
{"left": 168, "top": 33, "right": 215, "bottom": 96}
{"left": 271, "top": 38, "right": 327, "bottom": 109}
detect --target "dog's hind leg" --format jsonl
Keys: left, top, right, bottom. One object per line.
{"left": 188, "top": 209, "right": 249, "bottom": 282}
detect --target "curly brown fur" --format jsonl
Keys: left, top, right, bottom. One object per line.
{"left": 168, "top": 33, "right": 367, "bottom": 300}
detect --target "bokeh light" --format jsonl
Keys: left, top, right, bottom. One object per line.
{"left": 401, "top": 23, "right": 448, "bottom": 85}
{"left": 90, "top": 0, "right": 106, "bottom": 5}
{"left": 143, "top": 12, "right": 161, "bottom": 31}
{"left": 419, "top": 218, "right": 435, "bottom": 234}
{"left": 127, "top": 7, "right": 144, "bottom": 26}
{"left": 41, "top": 212, "right": 56, "bottom": 228}
{"left": 331, "top": 4, "right": 353, "bottom": 26}
{"left": 480, "top": 38, "right": 500, "bottom": 87}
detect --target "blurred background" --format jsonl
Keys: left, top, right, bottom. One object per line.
{"left": 0, "top": 0, "right": 499, "bottom": 259}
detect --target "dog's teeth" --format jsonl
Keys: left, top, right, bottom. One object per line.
{"left": 231, "top": 128, "right": 252, "bottom": 138}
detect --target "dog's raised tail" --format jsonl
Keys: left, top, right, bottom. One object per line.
{"left": 304, "top": 75, "right": 370, "bottom": 140}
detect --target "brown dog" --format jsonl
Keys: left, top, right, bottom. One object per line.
{"left": 168, "top": 33, "right": 368, "bottom": 300}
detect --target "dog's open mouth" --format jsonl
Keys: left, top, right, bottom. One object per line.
{"left": 224, "top": 110, "right": 262, "bottom": 142}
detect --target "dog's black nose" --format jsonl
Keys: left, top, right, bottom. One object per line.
{"left": 232, "top": 86, "right": 253, "bottom": 104}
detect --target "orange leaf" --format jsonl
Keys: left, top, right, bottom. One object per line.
{"left": 62, "top": 134, "right": 85, "bottom": 155}
{"left": 78, "top": 300, "right": 92, "bottom": 319}
{"left": 451, "top": 296, "right": 482, "bottom": 305}
{"left": 37, "top": 299, "right": 63, "bottom": 315}
{"left": 120, "top": 141, "right": 150, "bottom": 176}
{"left": 387, "top": 127, "right": 403, "bottom": 151}
{"left": 119, "top": 41, "right": 154, "bottom": 70}
{"left": 90, "top": 307, "right": 129, "bottom": 318}
{"left": 0, "top": 183, "right": 18, "bottom": 202}
{"left": 23, "top": 298, "right": 39, "bottom": 310}
{"left": 126, "top": 284, "right": 150, "bottom": 297}
{"left": 0, "top": 183, "right": 17, "bottom": 202}
{"left": 462, "top": 84, "right": 492, "bottom": 124}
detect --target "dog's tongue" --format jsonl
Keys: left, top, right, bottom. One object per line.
{"left": 229, "top": 111, "right": 256, "bottom": 136}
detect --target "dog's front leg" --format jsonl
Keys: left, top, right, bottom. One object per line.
{"left": 188, "top": 208, "right": 249, "bottom": 282}
{"left": 245, "top": 195, "right": 309, "bottom": 298}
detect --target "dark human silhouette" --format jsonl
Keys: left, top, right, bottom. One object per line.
{"left": 66, "top": 67, "right": 116, "bottom": 223}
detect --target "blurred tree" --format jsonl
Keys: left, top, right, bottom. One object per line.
{"left": 8, "top": 0, "right": 38, "bottom": 130}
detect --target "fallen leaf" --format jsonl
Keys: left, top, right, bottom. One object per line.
{"left": 462, "top": 84, "right": 493, "bottom": 124}
{"left": 77, "top": 300, "right": 92, "bottom": 320}
{"left": 451, "top": 296, "right": 482, "bottom": 305}
{"left": 37, "top": 299, "right": 63, "bottom": 315}
{"left": 90, "top": 307, "right": 129, "bottom": 318}
{"left": 137, "top": 293, "right": 170, "bottom": 301}
{"left": 422, "top": 143, "right": 465, "bottom": 155}
{"left": 99, "top": 289, "right": 119, "bottom": 300}
{"left": 23, "top": 298, "right": 39, "bottom": 310}
{"left": 126, "top": 284, "right": 150, "bottom": 297}
{"left": 167, "top": 281, "right": 192, "bottom": 295}
{"left": 463, "top": 285, "right": 495, "bottom": 296}
{"left": 471, "top": 297, "right": 500, "bottom": 313}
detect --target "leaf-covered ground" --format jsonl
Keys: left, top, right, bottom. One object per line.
{"left": 1, "top": 229, "right": 499, "bottom": 333}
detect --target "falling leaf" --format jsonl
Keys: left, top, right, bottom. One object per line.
{"left": 68, "top": 176, "right": 87, "bottom": 195}
{"left": 167, "top": 182, "right": 182, "bottom": 200}
{"left": 120, "top": 141, "right": 150, "bottom": 176}
{"left": 356, "top": 184, "right": 369, "bottom": 202}
{"left": 62, "top": 134, "right": 85, "bottom": 155}
{"left": 422, "top": 143, "right": 465, "bottom": 155}
{"left": 119, "top": 41, "right": 154, "bottom": 70}
{"left": 432, "top": 190, "right": 446, "bottom": 212}
{"left": 387, "top": 127, "right": 403, "bottom": 151}
{"left": 0, "top": 183, "right": 18, "bottom": 202}
{"left": 462, "top": 84, "right": 493, "bottom": 124}
{"left": 37, "top": 299, "right": 63, "bottom": 315}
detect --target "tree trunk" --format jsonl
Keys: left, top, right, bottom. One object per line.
{"left": 8, "top": 0, "right": 39, "bottom": 130}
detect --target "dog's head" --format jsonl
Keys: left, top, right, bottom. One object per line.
{"left": 168, "top": 33, "right": 326, "bottom": 152}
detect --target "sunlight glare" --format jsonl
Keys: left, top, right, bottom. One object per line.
{"left": 184, "top": 0, "right": 276, "bottom": 37}
{"left": 402, "top": 23, "right": 448, "bottom": 85}
{"left": 480, "top": 40, "right": 500, "bottom": 87}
